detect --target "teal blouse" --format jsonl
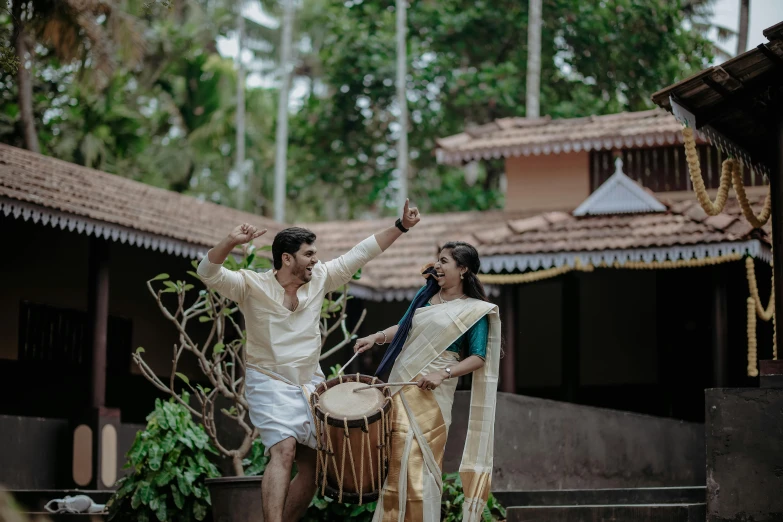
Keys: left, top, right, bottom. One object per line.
{"left": 398, "top": 286, "right": 488, "bottom": 359}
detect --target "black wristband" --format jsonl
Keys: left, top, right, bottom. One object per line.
{"left": 395, "top": 218, "right": 409, "bottom": 233}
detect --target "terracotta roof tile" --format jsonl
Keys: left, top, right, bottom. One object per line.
{"left": 0, "top": 143, "right": 283, "bottom": 251}
{"left": 2, "top": 143, "right": 769, "bottom": 294}
{"left": 704, "top": 213, "right": 740, "bottom": 231}
{"left": 436, "top": 109, "right": 693, "bottom": 165}
{"left": 310, "top": 195, "right": 769, "bottom": 290}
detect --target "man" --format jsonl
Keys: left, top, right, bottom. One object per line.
{"left": 197, "top": 201, "right": 421, "bottom": 522}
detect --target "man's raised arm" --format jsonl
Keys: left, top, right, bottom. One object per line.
{"left": 324, "top": 200, "right": 421, "bottom": 291}
{"left": 197, "top": 223, "right": 267, "bottom": 303}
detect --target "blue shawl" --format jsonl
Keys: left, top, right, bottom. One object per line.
{"left": 374, "top": 265, "right": 440, "bottom": 379}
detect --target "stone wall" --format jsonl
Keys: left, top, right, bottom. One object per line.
{"left": 706, "top": 388, "right": 783, "bottom": 522}
{"left": 444, "top": 392, "right": 705, "bottom": 491}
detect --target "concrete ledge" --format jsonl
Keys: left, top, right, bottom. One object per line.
{"left": 494, "top": 486, "right": 705, "bottom": 507}
{"left": 507, "top": 503, "right": 706, "bottom": 522}
{"left": 445, "top": 392, "right": 705, "bottom": 491}
{"left": 706, "top": 388, "right": 783, "bottom": 522}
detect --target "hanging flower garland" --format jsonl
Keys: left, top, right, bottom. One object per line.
{"left": 607, "top": 253, "right": 743, "bottom": 270}
{"left": 732, "top": 161, "right": 773, "bottom": 228}
{"left": 479, "top": 258, "right": 593, "bottom": 285}
{"left": 481, "top": 253, "right": 743, "bottom": 283}
{"left": 682, "top": 127, "right": 772, "bottom": 228}
{"left": 747, "top": 297, "right": 759, "bottom": 377}
{"left": 745, "top": 256, "right": 775, "bottom": 321}
{"left": 683, "top": 127, "right": 731, "bottom": 215}
{"left": 745, "top": 256, "right": 777, "bottom": 376}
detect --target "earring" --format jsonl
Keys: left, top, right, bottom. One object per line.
{"left": 460, "top": 273, "right": 464, "bottom": 280}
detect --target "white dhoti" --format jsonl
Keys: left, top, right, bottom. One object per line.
{"left": 245, "top": 368, "right": 324, "bottom": 455}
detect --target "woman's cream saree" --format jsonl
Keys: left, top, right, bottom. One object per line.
{"left": 373, "top": 297, "right": 501, "bottom": 522}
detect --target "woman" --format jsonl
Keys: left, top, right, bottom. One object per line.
{"left": 353, "top": 241, "right": 501, "bottom": 522}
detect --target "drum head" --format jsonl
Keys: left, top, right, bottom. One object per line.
{"left": 318, "top": 381, "right": 385, "bottom": 420}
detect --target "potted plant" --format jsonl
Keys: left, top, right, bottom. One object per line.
{"left": 130, "top": 243, "right": 366, "bottom": 521}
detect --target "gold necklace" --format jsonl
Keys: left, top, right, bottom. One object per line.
{"left": 439, "top": 289, "right": 465, "bottom": 303}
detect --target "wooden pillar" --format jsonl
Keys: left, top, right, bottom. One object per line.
{"left": 561, "top": 273, "right": 580, "bottom": 402}
{"left": 712, "top": 266, "right": 728, "bottom": 387}
{"left": 76, "top": 237, "right": 119, "bottom": 490}
{"left": 88, "top": 237, "right": 110, "bottom": 409}
{"left": 501, "top": 286, "right": 517, "bottom": 394}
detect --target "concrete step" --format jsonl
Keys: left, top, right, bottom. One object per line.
{"left": 494, "top": 486, "right": 705, "bottom": 507}
{"left": 25, "top": 514, "right": 105, "bottom": 521}
{"left": 507, "top": 503, "right": 706, "bottom": 522}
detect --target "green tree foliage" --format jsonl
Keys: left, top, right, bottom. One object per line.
{"left": 286, "top": 0, "right": 715, "bottom": 219}
{"left": 1, "top": 0, "right": 717, "bottom": 220}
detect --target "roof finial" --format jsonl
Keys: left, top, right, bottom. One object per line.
{"left": 614, "top": 156, "right": 624, "bottom": 176}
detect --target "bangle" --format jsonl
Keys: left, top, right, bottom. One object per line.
{"left": 395, "top": 218, "right": 409, "bottom": 233}
{"left": 375, "top": 331, "right": 388, "bottom": 345}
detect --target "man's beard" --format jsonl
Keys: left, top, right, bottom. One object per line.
{"left": 293, "top": 262, "right": 312, "bottom": 282}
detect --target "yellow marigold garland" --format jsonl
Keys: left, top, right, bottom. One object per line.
{"left": 683, "top": 127, "right": 731, "bottom": 215}
{"left": 682, "top": 126, "right": 771, "bottom": 227}
{"left": 731, "top": 160, "right": 772, "bottom": 228}
{"left": 599, "top": 253, "right": 742, "bottom": 270}
{"left": 745, "top": 256, "right": 774, "bottom": 321}
{"left": 483, "top": 254, "right": 743, "bottom": 284}
{"left": 747, "top": 297, "right": 759, "bottom": 377}
{"left": 745, "top": 256, "right": 777, "bottom": 376}
{"left": 483, "top": 251, "right": 775, "bottom": 375}
{"left": 479, "top": 258, "right": 593, "bottom": 285}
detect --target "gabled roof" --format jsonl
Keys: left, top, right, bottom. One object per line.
{"left": 435, "top": 109, "right": 691, "bottom": 165}
{"left": 0, "top": 143, "right": 282, "bottom": 258}
{"left": 573, "top": 157, "right": 667, "bottom": 216}
{"left": 1, "top": 143, "right": 771, "bottom": 301}
{"left": 309, "top": 193, "right": 770, "bottom": 300}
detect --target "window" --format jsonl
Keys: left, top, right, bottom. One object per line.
{"left": 18, "top": 301, "right": 132, "bottom": 372}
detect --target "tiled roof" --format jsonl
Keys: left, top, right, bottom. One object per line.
{"left": 2, "top": 143, "right": 770, "bottom": 299}
{"left": 473, "top": 204, "right": 763, "bottom": 257}
{"left": 305, "top": 210, "right": 534, "bottom": 293}
{"left": 0, "top": 143, "right": 282, "bottom": 255}
{"left": 310, "top": 194, "right": 771, "bottom": 296}
{"left": 436, "top": 109, "right": 690, "bottom": 165}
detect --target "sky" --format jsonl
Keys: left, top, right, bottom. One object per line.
{"left": 216, "top": 1, "right": 783, "bottom": 96}
{"left": 709, "top": 0, "right": 783, "bottom": 59}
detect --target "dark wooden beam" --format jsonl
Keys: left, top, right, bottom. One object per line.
{"left": 561, "top": 273, "right": 580, "bottom": 403}
{"left": 87, "top": 238, "right": 110, "bottom": 410}
{"left": 757, "top": 43, "right": 783, "bottom": 71}
{"left": 772, "top": 119, "right": 783, "bottom": 358}
{"left": 501, "top": 286, "right": 517, "bottom": 394}
{"left": 712, "top": 266, "right": 728, "bottom": 387}
{"left": 684, "top": 69, "right": 783, "bottom": 131}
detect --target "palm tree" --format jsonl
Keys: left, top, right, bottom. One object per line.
{"left": 395, "top": 0, "right": 408, "bottom": 212}
{"left": 10, "top": 0, "right": 144, "bottom": 153}
{"left": 737, "top": 0, "right": 750, "bottom": 55}
{"left": 681, "top": 0, "right": 737, "bottom": 61}
{"left": 526, "top": 0, "right": 542, "bottom": 119}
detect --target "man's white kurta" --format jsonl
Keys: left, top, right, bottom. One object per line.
{"left": 197, "top": 235, "right": 382, "bottom": 451}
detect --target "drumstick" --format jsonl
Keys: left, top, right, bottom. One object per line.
{"left": 337, "top": 351, "right": 362, "bottom": 375}
{"left": 353, "top": 382, "right": 419, "bottom": 392}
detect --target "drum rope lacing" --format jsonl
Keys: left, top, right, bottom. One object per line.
{"left": 311, "top": 373, "right": 392, "bottom": 505}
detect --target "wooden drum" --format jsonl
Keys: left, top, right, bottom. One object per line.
{"left": 310, "top": 374, "right": 392, "bottom": 504}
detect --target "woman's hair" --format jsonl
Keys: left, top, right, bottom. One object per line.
{"left": 439, "top": 241, "right": 488, "bottom": 302}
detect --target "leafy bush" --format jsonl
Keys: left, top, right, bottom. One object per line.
{"left": 303, "top": 496, "right": 375, "bottom": 521}
{"left": 241, "top": 440, "right": 268, "bottom": 477}
{"left": 107, "top": 394, "right": 220, "bottom": 522}
{"left": 442, "top": 473, "right": 506, "bottom": 522}
{"left": 297, "top": 473, "right": 506, "bottom": 521}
